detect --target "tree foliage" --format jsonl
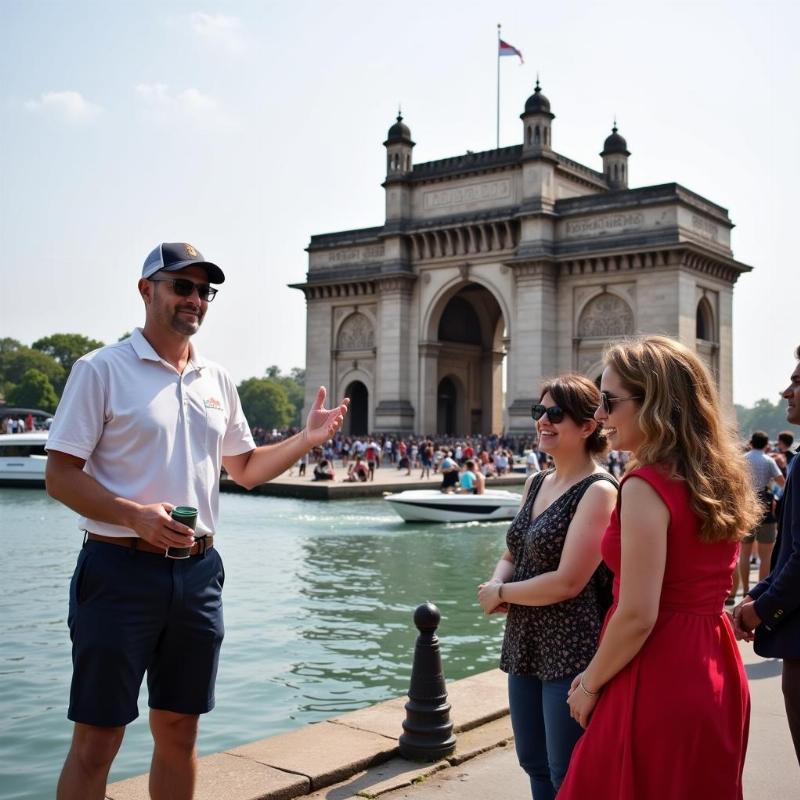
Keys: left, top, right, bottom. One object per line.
{"left": 0, "top": 340, "right": 64, "bottom": 392}
{"left": 32, "top": 333, "right": 104, "bottom": 391}
{"left": 32, "top": 333, "right": 104, "bottom": 372}
{"left": 262, "top": 365, "right": 305, "bottom": 426}
{"left": 237, "top": 377, "right": 294, "bottom": 431}
{"left": 735, "top": 398, "right": 800, "bottom": 441}
{"left": 6, "top": 368, "right": 59, "bottom": 412}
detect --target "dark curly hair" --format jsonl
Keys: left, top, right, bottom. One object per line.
{"left": 539, "top": 374, "right": 607, "bottom": 455}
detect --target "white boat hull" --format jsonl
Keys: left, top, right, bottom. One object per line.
{"left": 0, "top": 433, "right": 49, "bottom": 487}
{"left": 385, "top": 489, "right": 521, "bottom": 523}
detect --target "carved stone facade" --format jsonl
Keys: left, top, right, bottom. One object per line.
{"left": 337, "top": 313, "right": 375, "bottom": 351}
{"left": 293, "top": 88, "right": 751, "bottom": 435}
{"left": 578, "top": 294, "right": 634, "bottom": 338}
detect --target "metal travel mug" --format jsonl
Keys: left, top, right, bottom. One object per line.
{"left": 167, "top": 506, "right": 198, "bottom": 559}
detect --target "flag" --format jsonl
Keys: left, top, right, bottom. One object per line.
{"left": 499, "top": 39, "right": 523, "bottom": 64}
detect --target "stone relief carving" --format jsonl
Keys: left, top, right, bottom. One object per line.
{"left": 337, "top": 312, "right": 375, "bottom": 351}
{"left": 578, "top": 293, "right": 634, "bottom": 338}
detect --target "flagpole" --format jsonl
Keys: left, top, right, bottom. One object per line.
{"left": 496, "top": 23, "right": 501, "bottom": 149}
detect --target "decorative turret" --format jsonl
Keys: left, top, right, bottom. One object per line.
{"left": 384, "top": 112, "right": 415, "bottom": 178}
{"left": 601, "top": 121, "right": 630, "bottom": 190}
{"left": 383, "top": 111, "right": 415, "bottom": 225}
{"left": 520, "top": 80, "right": 555, "bottom": 154}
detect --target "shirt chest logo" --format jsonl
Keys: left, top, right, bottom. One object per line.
{"left": 204, "top": 396, "right": 224, "bottom": 411}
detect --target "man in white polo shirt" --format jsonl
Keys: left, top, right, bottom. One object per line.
{"left": 46, "top": 242, "right": 348, "bottom": 800}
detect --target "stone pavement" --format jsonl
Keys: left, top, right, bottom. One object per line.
{"left": 107, "top": 641, "right": 799, "bottom": 800}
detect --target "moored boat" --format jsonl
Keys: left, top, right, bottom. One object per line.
{"left": 384, "top": 489, "right": 521, "bottom": 523}
{"left": 0, "top": 432, "right": 49, "bottom": 487}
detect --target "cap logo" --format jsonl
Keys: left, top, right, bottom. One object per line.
{"left": 185, "top": 243, "right": 198, "bottom": 258}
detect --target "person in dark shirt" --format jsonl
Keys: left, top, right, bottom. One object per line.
{"left": 735, "top": 346, "right": 800, "bottom": 765}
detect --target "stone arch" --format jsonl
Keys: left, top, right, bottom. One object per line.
{"left": 339, "top": 368, "right": 372, "bottom": 435}
{"left": 423, "top": 275, "right": 512, "bottom": 344}
{"left": 421, "top": 277, "right": 509, "bottom": 435}
{"left": 577, "top": 292, "right": 635, "bottom": 339}
{"left": 336, "top": 312, "right": 375, "bottom": 351}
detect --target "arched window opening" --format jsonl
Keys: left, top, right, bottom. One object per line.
{"left": 696, "top": 299, "right": 715, "bottom": 342}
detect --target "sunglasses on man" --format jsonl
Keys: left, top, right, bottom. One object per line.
{"left": 148, "top": 276, "right": 218, "bottom": 302}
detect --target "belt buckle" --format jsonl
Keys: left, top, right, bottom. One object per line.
{"left": 165, "top": 545, "right": 193, "bottom": 560}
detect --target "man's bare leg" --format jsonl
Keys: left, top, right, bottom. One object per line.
{"left": 757, "top": 541, "right": 774, "bottom": 582}
{"left": 149, "top": 709, "right": 199, "bottom": 800}
{"left": 57, "top": 722, "right": 125, "bottom": 800}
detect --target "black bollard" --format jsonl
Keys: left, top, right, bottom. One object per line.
{"left": 398, "top": 602, "right": 456, "bottom": 761}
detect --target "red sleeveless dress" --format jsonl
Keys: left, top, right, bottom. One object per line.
{"left": 559, "top": 465, "right": 750, "bottom": 800}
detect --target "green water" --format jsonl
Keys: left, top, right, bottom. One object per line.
{"left": 0, "top": 488, "right": 513, "bottom": 800}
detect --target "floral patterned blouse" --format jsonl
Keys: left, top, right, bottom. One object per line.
{"left": 499, "top": 469, "right": 617, "bottom": 680}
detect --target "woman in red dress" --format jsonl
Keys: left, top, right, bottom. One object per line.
{"left": 560, "top": 336, "right": 761, "bottom": 800}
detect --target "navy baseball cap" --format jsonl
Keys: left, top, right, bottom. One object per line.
{"left": 141, "top": 242, "right": 225, "bottom": 284}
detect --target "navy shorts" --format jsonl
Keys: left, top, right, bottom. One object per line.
{"left": 67, "top": 540, "right": 225, "bottom": 727}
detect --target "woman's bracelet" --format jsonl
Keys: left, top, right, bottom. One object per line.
{"left": 497, "top": 582, "right": 504, "bottom": 601}
{"left": 579, "top": 677, "right": 600, "bottom": 697}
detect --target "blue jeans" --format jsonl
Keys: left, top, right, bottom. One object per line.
{"left": 508, "top": 673, "right": 583, "bottom": 800}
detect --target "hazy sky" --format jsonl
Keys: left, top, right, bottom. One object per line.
{"left": 1, "top": 0, "right": 797, "bottom": 406}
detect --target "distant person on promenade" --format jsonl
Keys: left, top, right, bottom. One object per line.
{"left": 344, "top": 455, "right": 369, "bottom": 482}
{"left": 439, "top": 451, "right": 459, "bottom": 492}
{"left": 777, "top": 430, "right": 796, "bottom": 471}
{"left": 312, "top": 458, "right": 335, "bottom": 481}
{"left": 525, "top": 448, "right": 541, "bottom": 475}
{"left": 45, "top": 242, "right": 348, "bottom": 800}
{"left": 560, "top": 336, "right": 759, "bottom": 800}
{"left": 419, "top": 440, "right": 433, "bottom": 479}
{"left": 478, "top": 375, "right": 617, "bottom": 800}
{"left": 735, "top": 346, "right": 800, "bottom": 765}
{"left": 730, "top": 431, "right": 785, "bottom": 602}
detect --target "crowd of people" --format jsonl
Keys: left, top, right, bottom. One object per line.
{"left": 287, "top": 433, "right": 533, "bottom": 486}
{"left": 1, "top": 413, "right": 50, "bottom": 433}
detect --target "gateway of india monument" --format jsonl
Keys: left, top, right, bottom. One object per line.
{"left": 292, "top": 83, "right": 751, "bottom": 436}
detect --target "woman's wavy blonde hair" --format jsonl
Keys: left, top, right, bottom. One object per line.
{"left": 604, "top": 335, "right": 760, "bottom": 543}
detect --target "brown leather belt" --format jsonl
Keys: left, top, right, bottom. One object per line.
{"left": 86, "top": 532, "right": 213, "bottom": 557}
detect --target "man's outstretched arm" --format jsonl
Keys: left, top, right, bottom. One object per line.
{"left": 223, "top": 386, "right": 348, "bottom": 489}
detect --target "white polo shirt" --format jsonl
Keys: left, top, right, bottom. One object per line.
{"left": 47, "top": 328, "right": 255, "bottom": 538}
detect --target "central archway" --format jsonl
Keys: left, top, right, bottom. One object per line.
{"left": 344, "top": 380, "right": 368, "bottom": 435}
{"left": 436, "top": 376, "right": 459, "bottom": 435}
{"left": 432, "top": 282, "right": 507, "bottom": 435}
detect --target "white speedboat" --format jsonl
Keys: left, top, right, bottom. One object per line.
{"left": 384, "top": 489, "right": 521, "bottom": 523}
{"left": 0, "top": 432, "right": 49, "bottom": 487}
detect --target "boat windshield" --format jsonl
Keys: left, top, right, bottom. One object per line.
{"left": 0, "top": 445, "right": 48, "bottom": 457}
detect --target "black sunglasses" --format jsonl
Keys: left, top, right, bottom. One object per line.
{"left": 149, "top": 277, "right": 218, "bottom": 302}
{"left": 599, "top": 390, "right": 642, "bottom": 414}
{"left": 531, "top": 404, "right": 565, "bottom": 424}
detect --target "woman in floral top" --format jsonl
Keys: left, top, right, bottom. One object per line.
{"left": 478, "top": 375, "right": 617, "bottom": 800}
